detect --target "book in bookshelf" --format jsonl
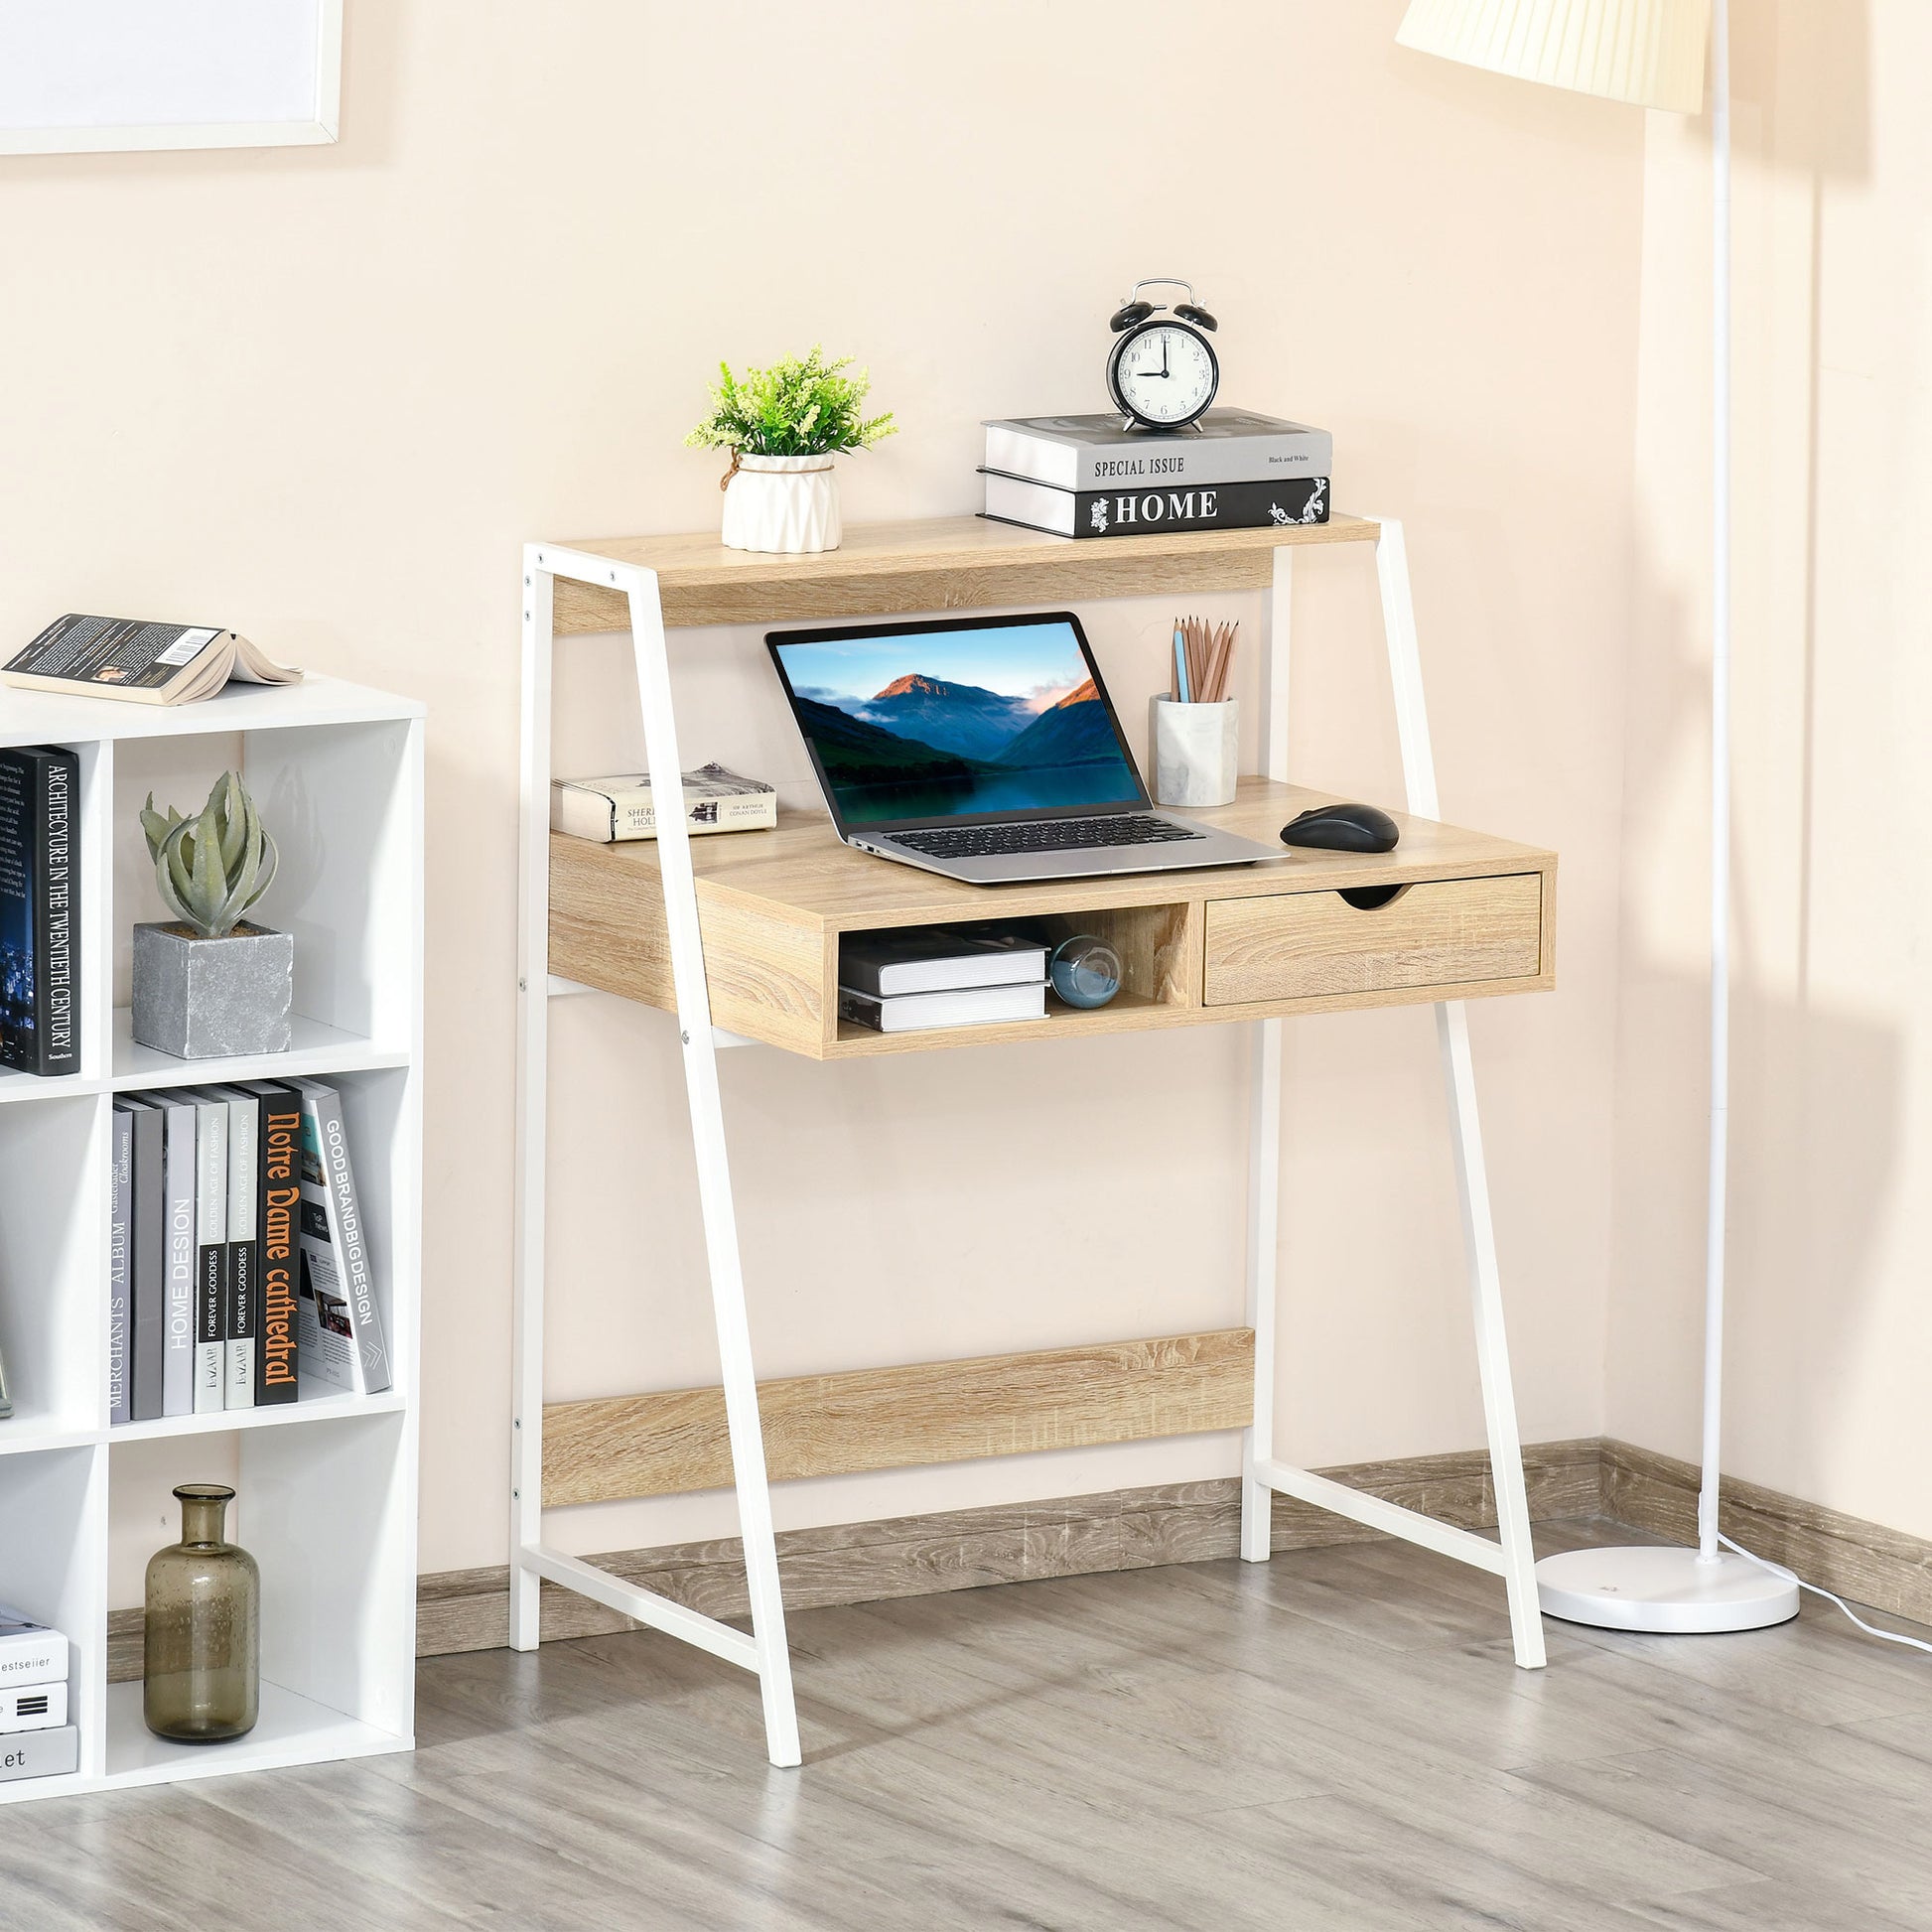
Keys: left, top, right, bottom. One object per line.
{"left": 156, "top": 1091, "right": 198, "bottom": 1418}
{"left": 240, "top": 1082, "right": 304, "bottom": 1405}
{"left": 0, "top": 745, "right": 80, "bottom": 1077}
{"left": 107, "top": 1105, "right": 133, "bottom": 1427}
{"left": 292, "top": 1079, "right": 390, "bottom": 1396}
{"left": 181, "top": 1091, "right": 229, "bottom": 1417}
{"left": 211, "top": 1088, "right": 260, "bottom": 1408}
{"left": 121, "top": 1097, "right": 166, "bottom": 1422}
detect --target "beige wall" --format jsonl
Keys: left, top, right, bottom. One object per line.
{"left": 0, "top": 2, "right": 1646, "bottom": 1587}
{"left": 1610, "top": 0, "right": 1932, "bottom": 1537}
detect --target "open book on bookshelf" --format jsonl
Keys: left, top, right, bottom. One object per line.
{"left": 2, "top": 616, "right": 300, "bottom": 707}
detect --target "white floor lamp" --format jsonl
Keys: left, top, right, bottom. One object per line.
{"left": 1395, "top": 0, "right": 1798, "bottom": 1633}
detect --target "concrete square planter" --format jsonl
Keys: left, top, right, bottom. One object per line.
{"left": 131, "top": 922, "right": 294, "bottom": 1059}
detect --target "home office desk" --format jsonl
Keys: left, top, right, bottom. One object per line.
{"left": 513, "top": 513, "right": 1558, "bottom": 1767}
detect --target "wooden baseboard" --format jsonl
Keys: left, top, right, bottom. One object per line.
{"left": 102, "top": 1434, "right": 1932, "bottom": 1682}
{"left": 1599, "top": 1437, "right": 1932, "bottom": 1626}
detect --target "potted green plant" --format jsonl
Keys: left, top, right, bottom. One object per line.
{"left": 131, "top": 771, "right": 292, "bottom": 1058}
{"left": 686, "top": 346, "right": 895, "bottom": 554}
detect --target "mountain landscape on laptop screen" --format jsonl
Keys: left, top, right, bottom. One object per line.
{"left": 775, "top": 621, "right": 1145, "bottom": 825}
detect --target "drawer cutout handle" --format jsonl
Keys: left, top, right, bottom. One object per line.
{"left": 1337, "top": 884, "right": 1409, "bottom": 911}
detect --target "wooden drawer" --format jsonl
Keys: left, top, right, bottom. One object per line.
{"left": 1203, "top": 874, "right": 1545, "bottom": 1007}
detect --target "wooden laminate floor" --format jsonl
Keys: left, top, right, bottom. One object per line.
{"left": 6, "top": 1518, "right": 1932, "bottom": 1931}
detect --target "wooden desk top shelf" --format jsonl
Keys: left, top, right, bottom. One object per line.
{"left": 515, "top": 508, "right": 1556, "bottom": 1770}
{"left": 551, "top": 778, "right": 1555, "bottom": 1059}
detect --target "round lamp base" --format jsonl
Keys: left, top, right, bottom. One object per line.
{"left": 1536, "top": 1545, "right": 1800, "bottom": 1634}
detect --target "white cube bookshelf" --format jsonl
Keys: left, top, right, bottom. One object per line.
{"left": 0, "top": 675, "right": 422, "bottom": 1803}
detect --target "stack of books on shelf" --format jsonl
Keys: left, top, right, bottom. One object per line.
{"left": 0, "top": 744, "right": 81, "bottom": 1079}
{"left": 979, "top": 409, "right": 1332, "bottom": 540}
{"left": 0, "top": 1606, "right": 74, "bottom": 1786}
{"left": 108, "top": 1078, "right": 389, "bottom": 1424}
{"left": 838, "top": 928, "right": 1047, "bottom": 1035}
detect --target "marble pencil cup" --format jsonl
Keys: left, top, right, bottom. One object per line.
{"left": 1150, "top": 697, "right": 1240, "bottom": 808}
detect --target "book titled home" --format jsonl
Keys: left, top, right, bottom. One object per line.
{"left": 292, "top": 1079, "right": 391, "bottom": 1396}
{"left": 121, "top": 1097, "right": 167, "bottom": 1422}
{"left": 550, "top": 763, "right": 778, "bottom": 843}
{"left": 0, "top": 745, "right": 80, "bottom": 1077}
{"left": 982, "top": 408, "right": 1332, "bottom": 492}
{"left": 239, "top": 1082, "right": 304, "bottom": 1405}
{"left": 982, "top": 472, "right": 1329, "bottom": 540}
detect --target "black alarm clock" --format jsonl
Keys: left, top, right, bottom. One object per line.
{"left": 1106, "top": 278, "right": 1219, "bottom": 432}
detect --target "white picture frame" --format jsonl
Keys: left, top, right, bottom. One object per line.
{"left": 0, "top": 0, "right": 342, "bottom": 156}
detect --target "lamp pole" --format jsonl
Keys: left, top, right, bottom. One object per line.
{"left": 1698, "top": 0, "right": 1730, "bottom": 1566}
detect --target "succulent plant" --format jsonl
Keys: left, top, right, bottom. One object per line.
{"left": 140, "top": 771, "right": 279, "bottom": 941}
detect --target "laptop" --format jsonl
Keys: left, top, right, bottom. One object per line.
{"left": 767, "top": 611, "right": 1281, "bottom": 884}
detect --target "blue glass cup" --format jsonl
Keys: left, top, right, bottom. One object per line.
{"left": 1048, "top": 935, "right": 1122, "bottom": 1009}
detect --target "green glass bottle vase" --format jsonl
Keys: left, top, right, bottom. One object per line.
{"left": 143, "top": 1483, "right": 259, "bottom": 1742}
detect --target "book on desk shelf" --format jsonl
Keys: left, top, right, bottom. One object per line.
{"left": 0, "top": 745, "right": 80, "bottom": 1078}
{"left": 839, "top": 928, "right": 1048, "bottom": 998}
{"left": 551, "top": 764, "right": 777, "bottom": 843}
{"left": 1, "top": 616, "right": 299, "bottom": 707}
{"left": 983, "top": 410, "right": 1332, "bottom": 492}
{"left": 983, "top": 471, "right": 1328, "bottom": 540}
{"left": 839, "top": 980, "right": 1047, "bottom": 1035}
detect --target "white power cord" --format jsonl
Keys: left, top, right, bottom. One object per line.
{"left": 1719, "top": 1533, "right": 1932, "bottom": 1656}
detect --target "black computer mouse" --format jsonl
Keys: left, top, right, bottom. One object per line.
{"left": 1281, "top": 802, "right": 1400, "bottom": 853}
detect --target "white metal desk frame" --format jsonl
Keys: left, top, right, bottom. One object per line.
{"left": 511, "top": 521, "right": 1547, "bottom": 1770}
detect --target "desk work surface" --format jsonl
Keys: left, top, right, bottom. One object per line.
{"left": 550, "top": 512, "right": 1380, "bottom": 631}
{"left": 550, "top": 778, "right": 1556, "bottom": 1059}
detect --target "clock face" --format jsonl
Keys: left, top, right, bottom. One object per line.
{"left": 1110, "top": 320, "right": 1218, "bottom": 427}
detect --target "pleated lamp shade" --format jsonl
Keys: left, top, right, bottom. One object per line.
{"left": 1396, "top": 0, "right": 1710, "bottom": 113}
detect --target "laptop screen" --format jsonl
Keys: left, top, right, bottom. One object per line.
{"left": 769, "top": 614, "right": 1149, "bottom": 830}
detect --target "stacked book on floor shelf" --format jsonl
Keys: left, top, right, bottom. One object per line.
{"left": 839, "top": 929, "right": 1047, "bottom": 1035}
{"left": 108, "top": 1077, "right": 389, "bottom": 1423}
{"left": 0, "top": 1605, "right": 73, "bottom": 1786}
{"left": 979, "top": 408, "right": 1332, "bottom": 539}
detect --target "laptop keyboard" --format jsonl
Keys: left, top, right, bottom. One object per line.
{"left": 891, "top": 815, "right": 1204, "bottom": 860}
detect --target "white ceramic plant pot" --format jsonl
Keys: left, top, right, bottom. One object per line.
{"left": 720, "top": 453, "right": 842, "bottom": 554}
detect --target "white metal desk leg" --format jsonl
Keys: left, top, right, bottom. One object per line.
{"left": 509, "top": 551, "right": 552, "bottom": 1651}
{"left": 1242, "top": 546, "right": 1293, "bottom": 1562}
{"left": 626, "top": 575, "right": 802, "bottom": 1768}
{"left": 1375, "top": 519, "right": 1546, "bottom": 1670}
